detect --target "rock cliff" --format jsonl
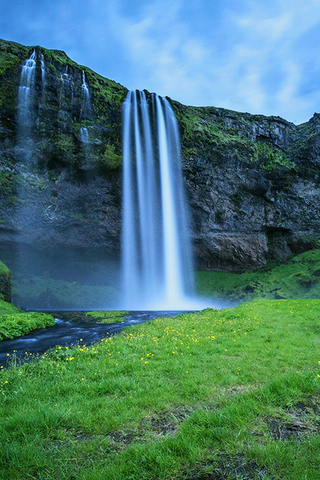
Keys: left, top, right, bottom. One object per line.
{"left": 1, "top": 37, "right": 320, "bottom": 279}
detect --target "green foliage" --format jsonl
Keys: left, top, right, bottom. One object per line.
{"left": 0, "top": 51, "right": 20, "bottom": 76}
{"left": 0, "top": 300, "right": 320, "bottom": 478}
{"left": 172, "top": 101, "right": 298, "bottom": 175}
{"left": 0, "top": 261, "right": 10, "bottom": 279}
{"left": 54, "top": 134, "right": 76, "bottom": 162}
{"left": 0, "top": 312, "right": 54, "bottom": 341}
{"left": 0, "top": 298, "right": 54, "bottom": 341}
{"left": 0, "top": 298, "right": 19, "bottom": 314}
{"left": 0, "top": 170, "right": 16, "bottom": 196}
{"left": 99, "top": 144, "right": 122, "bottom": 169}
{"left": 196, "top": 248, "right": 320, "bottom": 301}
{"left": 254, "top": 142, "right": 296, "bottom": 171}
{"left": 86, "top": 311, "right": 129, "bottom": 323}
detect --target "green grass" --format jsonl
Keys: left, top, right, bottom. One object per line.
{"left": 0, "top": 261, "right": 10, "bottom": 278}
{"left": 196, "top": 248, "right": 320, "bottom": 302}
{"left": 0, "top": 299, "right": 54, "bottom": 341}
{"left": 86, "top": 311, "right": 129, "bottom": 323}
{"left": 0, "top": 299, "right": 320, "bottom": 479}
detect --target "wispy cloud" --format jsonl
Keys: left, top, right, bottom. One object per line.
{"left": 1, "top": 0, "right": 320, "bottom": 122}
{"left": 105, "top": 0, "right": 320, "bottom": 122}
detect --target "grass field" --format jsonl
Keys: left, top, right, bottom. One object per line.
{"left": 1, "top": 298, "right": 320, "bottom": 479}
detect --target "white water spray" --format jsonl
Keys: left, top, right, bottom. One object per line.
{"left": 122, "top": 90, "right": 204, "bottom": 310}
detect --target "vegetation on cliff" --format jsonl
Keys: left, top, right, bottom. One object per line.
{"left": 172, "top": 101, "right": 297, "bottom": 172}
{"left": 0, "top": 299, "right": 319, "bottom": 479}
{"left": 0, "top": 298, "right": 54, "bottom": 341}
{"left": 196, "top": 247, "right": 320, "bottom": 302}
{"left": 0, "top": 260, "right": 11, "bottom": 303}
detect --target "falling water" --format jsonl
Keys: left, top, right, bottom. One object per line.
{"left": 18, "top": 50, "right": 36, "bottom": 127}
{"left": 81, "top": 70, "right": 92, "bottom": 119}
{"left": 80, "top": 127, "right": 89, "bottom": 143}
{"left": 40, "top": 53, "right": 46, "bottom": 91}
{"left": 81, "top": 71, "right": 90, "bottom": 101}
{"left": 122, "top": 90, "right": 199, "bottom": 310}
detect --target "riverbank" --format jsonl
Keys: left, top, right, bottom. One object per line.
{"left": 1, "top": 299, "right": 319, "bottom": 479}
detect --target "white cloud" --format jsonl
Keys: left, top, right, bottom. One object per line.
{"left": 2, "top": 0, "right": 320, "bottom": 122}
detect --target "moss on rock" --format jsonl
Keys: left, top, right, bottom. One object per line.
{"left": 0, "top": 261, "right": 11, "bottom": 303}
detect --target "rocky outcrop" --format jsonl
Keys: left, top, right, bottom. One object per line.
{"left": 1, "top": 38, "right": 320, "bottom": 275}
{"left": 173, "top": 103, "right": 320, "bottom": 271}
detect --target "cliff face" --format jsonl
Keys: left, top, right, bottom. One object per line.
{"left": 173, "top": 104, "right": 320, "bottom": 271}
{"left": 0, "top": 39, "right": 126, "bottom": 255}
{"left": 1, "top": 38, "right": 320, "bottom": 277}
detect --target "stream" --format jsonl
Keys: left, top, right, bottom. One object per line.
{"left": 0, "top": 311, "right": 184, "bottom": 368}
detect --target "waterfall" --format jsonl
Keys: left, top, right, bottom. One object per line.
{"left": 18, "top": 50, "right": 36, "bottom": 128}
{"left": 80, "top": 126, "right": 89, "bottom": 143}
{"left": 121, "top": 90, "right": 198, "bottom": 310}
{"left": 40, "top": 53, "right": 46, "bottom": 92}
{"left": 81, "top": 70, "right": 90, "bottom": 102}
{"left": 81, "top": 70, "right": 92, "bottom": 119}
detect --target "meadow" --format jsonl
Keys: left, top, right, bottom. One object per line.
{"left": 1, "top": 298, "right": 320, "bottom": 479}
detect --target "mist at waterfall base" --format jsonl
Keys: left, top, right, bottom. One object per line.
{"left": 121, "top": 91, "right": 210, "bottom": 311}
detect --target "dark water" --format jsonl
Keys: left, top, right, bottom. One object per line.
{"left": 0, "top": 311, "right": 185, "bottom": 368}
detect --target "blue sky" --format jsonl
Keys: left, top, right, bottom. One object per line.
{"left": 1, "top": 0, "right": 320, "bottom": 123}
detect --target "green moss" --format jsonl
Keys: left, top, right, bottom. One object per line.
{"left": 0, "top": 298, "right": 19, "bottom": 314}
{"left": 0, "top": 297, "right": 54, "bottom": 341}
{"left": 54, "top": 134, "right": 77, "bottom": 163}
{"left": 0, "top": 261, "right": 10, "bottom": 279}
{"left": 86, "top": 311, "right": 129, "bottom": 323}
{"left": 253, "top": 143, "right": 296, "bottom": 171}
{"left": 0, "top": 312, "right": 54, "bottom": 341}
{"left": 172, "top": 101, "right": 298, "bottom": 175}
{"left": 0, "top": 261, "right": 11, "bottom": 303}
{"left": 0, "top": 51, "right": 20, "bottom": 76}
{"left": 196, "top": 248, "right": 320, "bottom": 301}
{"left": 99, "top": 144, "right": 122, "bottom": 169}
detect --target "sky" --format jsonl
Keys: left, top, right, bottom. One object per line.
{"left": 1, "top": 0, "right": 320, "bottom": 124}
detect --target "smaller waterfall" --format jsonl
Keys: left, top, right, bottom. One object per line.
{"left": 18, "top": 51, "right": 36, "bottom": 125}
{"left": 80, "top": 126, "right": 89, "bottom": 143}
{"left": 81, "top": 70, "right": 92, "bottom": 119}
{"left": 40, "top": 53, "right": 46, "bottom": 91}
{"left": 81, "top": 71, "right": 90, "bottom": 101}
{"left": 58, "top": 67, "right": 74, "bottom": 130}
{"left": 122, "top": 90, "right": 201, "bottom": 310}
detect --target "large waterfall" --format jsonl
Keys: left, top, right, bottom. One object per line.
{"left": 122, "top": 90, "right": 199, "bottom": 310}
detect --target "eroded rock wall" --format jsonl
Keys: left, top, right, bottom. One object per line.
{"left": 1, "top": 38, "right": 320, "bottom": 273}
